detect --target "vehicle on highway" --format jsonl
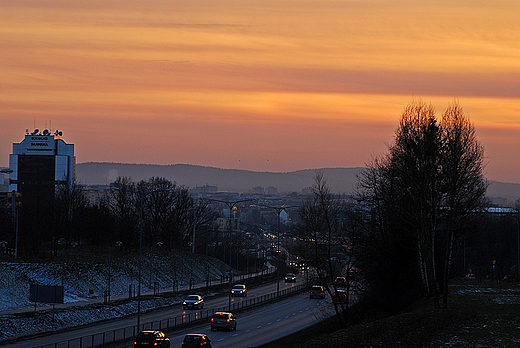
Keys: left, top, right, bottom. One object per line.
{"left": 333, "top": 289, "right": 348, "bottom": 303}
{"left": 183, "top": 294, "right": 204, "bottom": 310}
{"left": 310, "top": 285, "right": 325, "bottom": 299}
{"left": 231, "top": 284, "right": 247, "bottom": 296}
{"left": 347, "top": 269, "right": 358, "bottom": 280}
{"left": 182, "top": 333, "right": 212, "bottom": 348}
{"left": 210, "top": 311, "right": 237, "bottom": 331}
{"left": 284, "top": 273, "right": 296, "bottom": 282}
{"left": 134, "top": 330, "right": 170, "bottom": 348}
{"left": 334, "top": 276, "right": 347, "bottom": 287}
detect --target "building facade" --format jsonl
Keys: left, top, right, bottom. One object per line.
{"left": 9, "top": 129, "right": 75, "bottom": 196}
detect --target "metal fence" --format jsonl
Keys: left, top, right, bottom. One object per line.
{"left": 33, "top": 283, "right": 306, "bottom": 348}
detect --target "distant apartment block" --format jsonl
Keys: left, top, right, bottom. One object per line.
{"left": 266, "top": 186, "right": 277, "bottom": 195}
{"left": 302, "top": 187, "right": 313, "bottom": 195}
{"left": 192, "top": 184, "right": 218, "bottom": 194}
{"left": 251, "top": 186, "right": 264, "bottom": 194}
{"left": 251, "top": 186, "right": 277, "bottom": 195}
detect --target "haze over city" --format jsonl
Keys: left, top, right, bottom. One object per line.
{"left": 2, "top": 0, "right": 520, "bottom": 183}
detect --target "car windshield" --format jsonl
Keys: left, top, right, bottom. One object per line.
{"left": 233, "top": 285, "right": 245, "bottom": 290}
{"left": 184, "top": 335, "right": 202, "bottom": 343}
{"left": 311, "top": 286, "right": 322, "bottom": 291}
{"left": 186, "top": 295, "right": 199, "bottom": 300}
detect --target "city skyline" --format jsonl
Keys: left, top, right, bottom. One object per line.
{"left": 2, "top": 1, "right": 520, "bottom": 183}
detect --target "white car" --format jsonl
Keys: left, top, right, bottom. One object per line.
{"left": 231, "top": 284, "right": 247, "bottom": 297}
{"left": 183, "top": 294, "right": 204, "bottom": 309}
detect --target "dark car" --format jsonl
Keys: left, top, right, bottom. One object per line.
{"left": 231, "top": 284, "right": 247, "bottom": 297}
{"left": 183, "top": 294, "right": 204, "bottom": 310}
{"left": 334, "top": 276, "right": 347, "bottom": 287}
{"left": 347, "top": 269, "right": 358, "bottom": 280}
{"left": 284, "top": 273, "right": 296, "bottom": 282}
{"left": 211, "top": 311, "right": 237, "bottom": 331}
{"left": 333, "top": 289, "right": 348, "bottom": 303}
{"left": 182, "top": 333, "right": 212, "bottom": 348}
{"left": 310, "top": 285, "right": 325, "bottom": 299}
{"left": 134, "top": 330, "right": 170, "bottom": 348}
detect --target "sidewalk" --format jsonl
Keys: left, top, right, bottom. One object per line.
{"left": 0, "top": 263, "right": 276, "bottom": 316}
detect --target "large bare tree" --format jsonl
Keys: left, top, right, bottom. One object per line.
{"left": 357, "top": 100, "right": 487, "bottom": 311}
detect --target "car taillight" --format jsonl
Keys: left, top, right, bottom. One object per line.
{"left": 226, "top": 319, "right": 230, "bottom": 323}
{"left": 211, "top": 318, "right": 214, "bottom": 322}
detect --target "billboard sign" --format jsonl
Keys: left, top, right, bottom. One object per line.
{"left": 29, "top": 284, "right": 64, "bottom": 304}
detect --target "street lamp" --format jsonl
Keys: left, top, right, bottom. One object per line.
{"left": 257, "top": 204, "right": 299, "bottom": 296}
{"left": 110, "top": 185, "right": 174, "bottom": 331}
{"left": 204, "top": 197, "right": 256, "bottom": 310}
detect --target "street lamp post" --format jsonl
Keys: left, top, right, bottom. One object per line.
{"left": 257, "top": 204, "right": 299, "bottom": 296}
{"left": 110, "top": 186, "right": 174, "bottom": 331}
{"left": 204, "top": 197, "right": 255, "bottom": 310}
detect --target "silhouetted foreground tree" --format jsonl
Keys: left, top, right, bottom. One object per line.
{"left": 356, "top": 100, "right": 487, "bottom": 311}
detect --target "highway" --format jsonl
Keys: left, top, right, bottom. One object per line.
{"left": 162, "top": 294, "right": 334, "bottom": 348}
{"left": 3, "top": 275, "right": 335, "bottom": 348}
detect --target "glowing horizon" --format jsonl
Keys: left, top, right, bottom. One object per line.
{"left": 1, "top": 0, "right": 520, "bottom": 183}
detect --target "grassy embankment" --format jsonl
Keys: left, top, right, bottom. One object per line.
{"left": 265, "top": 279, "right": 520, "bottom": 347}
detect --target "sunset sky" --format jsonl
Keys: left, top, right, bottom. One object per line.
{"left": 2, "top": 0, "right": 520, "bottom": 183}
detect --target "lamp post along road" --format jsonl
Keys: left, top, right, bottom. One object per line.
{"left": 257, "top": 204, "right": 299, "bottom": 296}
{"left": 110, "top": 186, "right": 174, "bottom": 331}
{"left": 204, "top": 197, "right": 255, "bottom": 310}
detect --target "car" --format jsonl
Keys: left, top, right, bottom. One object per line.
{"left": 134, "top": 330, "right": 170, "bottom": 348}
{"left": 284, "top": 273, "right": 296, "bottom": 282}
{"left": 211, "top": 311, "right": 237, "bottom": 331}
{"left": 333, "top": 289, "right": 348, "bottom": 303}
{"left": 334, "top": 276, "right": 347, "bottom": 287}
{"left": 183, "top": 294, "right": 204, "bottom": 310}
{"left": 182, "top": 333, "right": 212, "bottom": 348}
{"left": 347, "top": 269, "right": 358, "bottom": 280}
{"left": 310, "top": 285, "right": 325, "bottom": 299}
{"left": 231, "top": 284, "right": 247, "bottom": 297}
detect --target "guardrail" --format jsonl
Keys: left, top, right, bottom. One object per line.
{"left": 32, "top": 283, "right": 306, "bottom": 348}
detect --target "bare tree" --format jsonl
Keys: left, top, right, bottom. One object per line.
{"left": 108, "top": 177, "right": 139, "bottom": 250}
{"left": 298, "top": 172, "right": 356, "bottom": 328}
{"left": 54, "top": 176, "right": 89, "bottom": 250}
{"left": 356, "top": 100, "right": 487, "bottom": 311}
{"left": 438, "top": 101, "right": 488, "bottom": 307}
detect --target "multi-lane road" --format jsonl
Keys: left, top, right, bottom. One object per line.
{"left": 4, "top": 276, "right": 335, "bottom": 348}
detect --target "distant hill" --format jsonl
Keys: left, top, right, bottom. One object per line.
{"left": 76, "top": 162, "right": 520, "bottom": 204}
